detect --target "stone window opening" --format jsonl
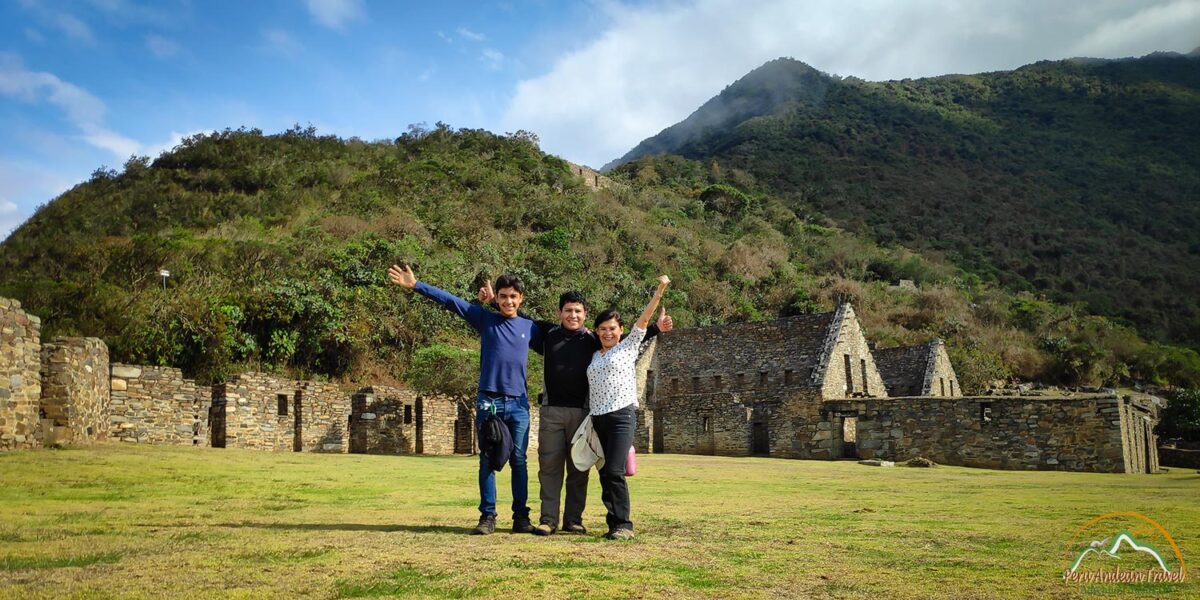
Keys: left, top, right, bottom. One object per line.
{"left": 736, "top": 373, "right": 745, "bottom": 387}
{"left": 940, "top": 378, "right": 946, "bottom": 396}
{"left": 404, "top": 404, "right": 413, "bottom": 424}
{"left": 784, "top": 369, "right": 795, "bottom": 385}
{"left": 759, "top": 371, "right": 768, "bottom": 387}
{"left": 980, "top": 403, "right": 992, "bottom": 423}
{"left": 713, "top": 375, "right": 722, "bottom": 389}
{"left": 950, "top": 380, "right": 956, "bottom": 396}
{"left": 860, "top": 359, "right": 869, "bottom": 396}
{"left": 671, "top": 378, "right": 680, "bottom": 393}
{"left": 691, "top": 376, "right": 700, "bottom": 393}
{"left": 702, "top": 415, "right": 711, "bottom": 433}
{"left": 277, "top": 394, "right": 289, "bottom": 416}
{"left": 843, "top": 354, "right": 854, "bottom": 394}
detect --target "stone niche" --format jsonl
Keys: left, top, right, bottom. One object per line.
{"left": 40, "top": 337, "right": 110, "bottom": 446}
{"left": 0, "top": 298, "right": 42, "bottom": 450}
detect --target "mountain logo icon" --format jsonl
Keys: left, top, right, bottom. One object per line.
{"left": 1063, "top": 512, "right": 1187, "bottom": 584}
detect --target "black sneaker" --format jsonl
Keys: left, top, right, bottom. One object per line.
{"left": 471, "top": 514, "right": 496, "bottom": 535}
{"left": 561, "top": 522, "right": 587, "bottom": 534}
{"left": 532, "top": 522, "right": 556, "bottom": 536}
{"left": 512, "top": 515, "right": 534, "bottom": 533}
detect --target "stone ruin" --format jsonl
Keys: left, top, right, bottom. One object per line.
{"left": 0, "top": 295, "right": 1162, "bottom": 473}
{"left": 641, "top": 304, "right": 1161, "bottom": 473}
{"left": 0, "top": 296, "right": 495, "bottom": 457}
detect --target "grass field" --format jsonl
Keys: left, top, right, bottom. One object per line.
{"left": 0, "top": 445, "right": 1197, "bottom": 599}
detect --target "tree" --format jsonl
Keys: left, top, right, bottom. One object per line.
{"left": 1157, "top": 388, "right": 1200, "bottom": 443}
{"left": 407, "top": 343, "right": 479, "bottom": 407}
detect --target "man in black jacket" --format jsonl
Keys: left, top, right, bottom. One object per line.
{"left": 479, "top": 284, "right": 671, "bottom": 535}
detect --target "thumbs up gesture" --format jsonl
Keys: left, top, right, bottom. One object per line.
{"left": 656, "top": 305, "right": 674, "bottom": 332}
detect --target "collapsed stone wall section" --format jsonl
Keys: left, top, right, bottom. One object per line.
{"left": 0, "top": 298, "right": 41, "bottom": 450}
{"left": 40, "top": 337, "right": 110, "bottom": 445}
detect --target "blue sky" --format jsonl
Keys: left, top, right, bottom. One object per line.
{"left": 2, "top": 0, "right": 1198, "bottom": 240}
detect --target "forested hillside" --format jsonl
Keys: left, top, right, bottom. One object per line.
{"left": 1, "top": 125, "right": 1197, "bottom": 391}
{"left": 607, "top": 53, "right": 1200, "bottom": 348}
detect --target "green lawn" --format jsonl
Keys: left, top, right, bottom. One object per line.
{"left": 0, "top": 445, "right": 1197, "bottom": 599}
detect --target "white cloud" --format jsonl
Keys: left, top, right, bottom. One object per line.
{"left": 305, "top": 0, "right": 365, "bottom": 31}
{"left": 437, "top": 30, "right": 452, "bottom": 44}
{"left": 1072, "top": 0, "right": 1200, "bottom": 57}
{"left": 0, "top": 199, "right": 25, "bottom": 242}
{"left": 457, "top": 27, "right": 486, "bottom": 42}
{"left": 52, "top": 11, "right": 95, "bottom": 43}
{"left": 145, "top": 34, "right": 180, "bottom": 59}
{"left": 502, "top": 0, "right": 1198, "bottom": 168}
{"left": 24, "top": 28, "right": 45, "bottom": 45}
{"left": 0, "top": 160, "right": 74, "bottom": 241}
{"left": 262, "top": 29, "right": 303, "bottom": 58}
{"left": 81, "top": 127, "right": 141, "bottom": 158}
{"left": 0, "top": 53, "right": 151, "bottom": 160}
{"left": 481, "top": 48, "right": 505, "bottom": 70}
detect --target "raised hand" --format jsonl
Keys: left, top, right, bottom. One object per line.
{"left": 388, "top": 264, "right": 417, "bottom": 289}
{"left": 478, "top": 278, "right": 495, "bottom": 305}
{"left": 656, "top": 305, "right": 674, "bottom": 332}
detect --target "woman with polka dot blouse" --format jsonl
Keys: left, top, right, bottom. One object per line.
{"left": 586, "top": 274, "right": 670, "bottom": 540}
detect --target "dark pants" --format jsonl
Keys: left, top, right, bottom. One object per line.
{"left": 591, "top": 404, "right": 636, "bottom": 532}
{"left": 538, "top": 405, "right": 589, "bottom": 528}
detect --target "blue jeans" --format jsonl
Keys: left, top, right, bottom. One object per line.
{"left": 475, "top": 391, "right": 531, "bottom": 519}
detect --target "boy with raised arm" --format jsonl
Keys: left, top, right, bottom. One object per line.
{"left": 388, "top": 264, "right": 541, "bottom": 535}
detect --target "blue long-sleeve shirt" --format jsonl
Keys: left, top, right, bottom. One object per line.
{"left": 413, "top": 281, "right": 542, "bottom": 397}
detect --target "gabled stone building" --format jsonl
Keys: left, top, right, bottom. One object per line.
{"left": 645, "top": 304, "right": 1160, "bottom": 473}
{"left": 648, "top": 304, "right": 886, "bottom": 458}
{"left": 872, "top": 340, "right": 961, "bottom": 398}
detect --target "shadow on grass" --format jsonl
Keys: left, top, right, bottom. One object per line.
{"left": 216, "top": 522, "right": 471, "bottom": 534}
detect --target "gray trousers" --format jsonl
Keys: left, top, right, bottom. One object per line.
{"left": 538, "top": 405, "right": 589, "bottom": 528}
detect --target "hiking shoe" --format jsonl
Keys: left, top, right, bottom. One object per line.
{"left": 561, "top": 522, "right": 587, "bottom": 534}
{"left": 603, "top": 528, "right": 635, "bottom": 541}
{"left": 471, "top": 514, "right": 496, "bottom": 535}
{"left": 532, "top": 522, "right": 556, "bottom": 536}
{"left": 512, "top": 515, "right": 534, "bottom": 534}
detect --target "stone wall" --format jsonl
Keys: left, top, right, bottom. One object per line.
{"left": 40, "top": 337, "right": 110, "bottom": 445}
{"left": 655, "top": 313, "right": 835, "bottom": 401}
{"left": 817, "top": 305, "right": 888, "bottom": 399}
{"left": 110, "top": 364, "right": 210, "bottom": 446}
{"left": 823, "top": 395, "right": 1134, "bottom": 472}
{"left": 422, "top": 395, "right": 464, "bottom": 455}
{"left": 214, "top": 373, "right": 350, "bottom": 453}
{"left": 0, "top": 298, "right": 41, "bottom": 450}
{"left": 351, "top": 386, "right": 419, "bottom": 454}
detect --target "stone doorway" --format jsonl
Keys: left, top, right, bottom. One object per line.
{"left": 842, "top": 416, "right": 858, "bottom": 459}
{"left": 453, "top": 401, "right": 475, "bottom": 454}
{"left": 292, "top": 391, "right": 303, "bottom": 452}
{"left": 751, "top": 421, "right": 769, "bottom": 455}
{"left": 209, "top": 402, "right": 226, "bottom": 448}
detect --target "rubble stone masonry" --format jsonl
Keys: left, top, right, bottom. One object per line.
{"left": 41, "top": 337, "right": 110, "bottom": 445}
{"left": 0, "top": 298, "right": 41, "bottom": 450}
{"left": 110, "top": 363, "right": 210, "bottom": 445}
{"left": 823, "top": 395, "right": 1145, "bottom": 472}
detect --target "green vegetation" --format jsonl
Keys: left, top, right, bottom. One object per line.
{"left": 1158, "top": 389, "right": 1200, "bottom": 442}
{"left": 0, "top": 445, "right": 1196, "bottom": 598}
{"left": 611, "top": 54, "right": 1200, "bottom": 350}
{"left": 1, "top": 121, "right": 1197, "bottom": 390}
